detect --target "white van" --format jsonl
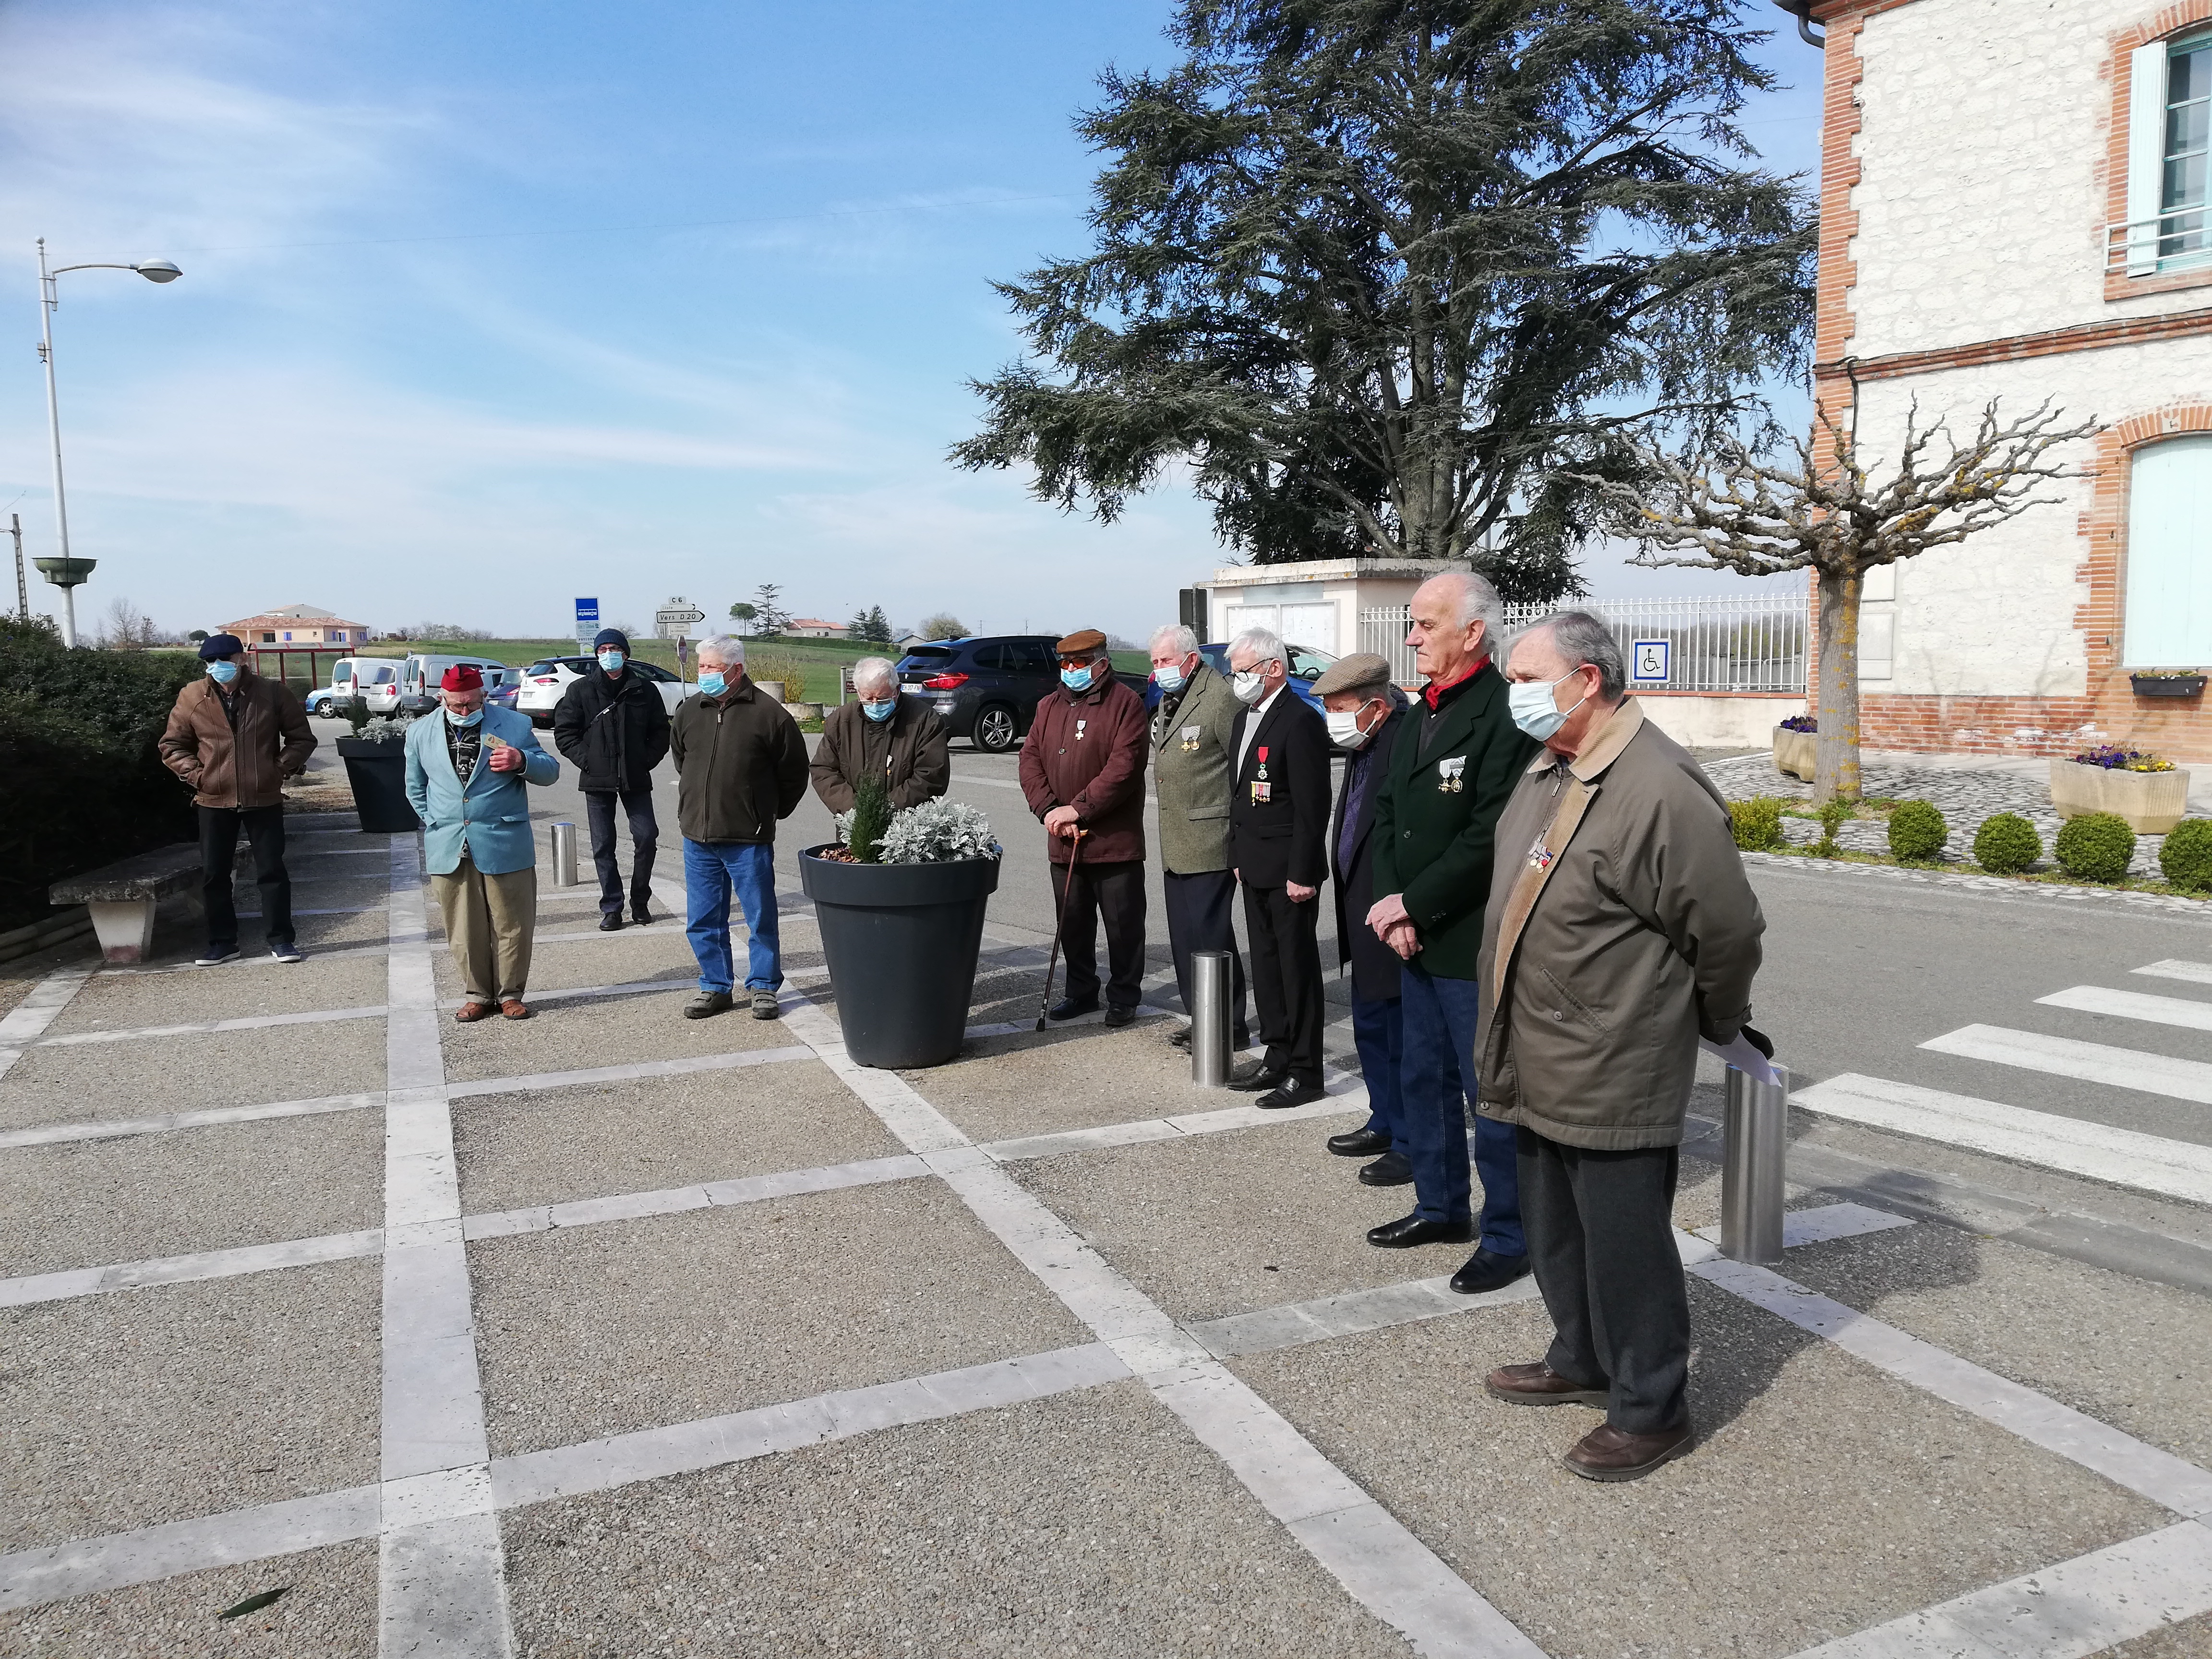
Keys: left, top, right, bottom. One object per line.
{"left": 304, "top": 658, "right": 401, "bottom": 717}
{"left": 396, "top": 653, "right": 510, "bottom": 717}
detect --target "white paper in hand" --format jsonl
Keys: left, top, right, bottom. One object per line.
{"left": 1700, "top": 1031, "right": 1777, "bottom": 1086}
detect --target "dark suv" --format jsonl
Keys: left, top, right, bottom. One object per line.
{"left": 895, "top": 636, "right": 1066, "bottom": 752}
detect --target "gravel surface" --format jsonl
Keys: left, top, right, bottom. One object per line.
{"left": 1, "top": 1258, "right": 381, "bottom": 1551}
{"left": 1229, "top": 1287, "right": 2170, "bottom": 1659}
{"left": 2107, "top": 1610, "right": 2212, "bottom": 1657}
{"left": 0, "top": 1016, "right": 388, "bottom": 1132}
{"left": 499, "top": 1378, "right": 1418, "bottom": 1659}
{"left": 0, "top": 1540, "right": 376, "bottom": 1657}
{"left": 452, "top": 1057, "right": 895, "bottom": 1214}
{"left": 469, "top": 1178, "right": 1090, "bottom": 1457}
{"left": 45, "top": 953, "right": 388, "bottom": 1037}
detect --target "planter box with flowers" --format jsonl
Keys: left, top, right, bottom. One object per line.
{"left": 799, "top": 786, "right": 1002, "bottom": 1068}
{"left": 1773, "top": 715, "right": 1817, "bottom": 782}
{"left": 2051, "top": 746, "right": 2190, "bottom": 833}
{"left": 333, "top": 703, "right": 420, "bottom": 833}
{"left": 2129, "top": 669, "right": 2207, "bottom": 699}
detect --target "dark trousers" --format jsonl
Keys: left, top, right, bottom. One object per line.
{"left": 1243, "top": 883, "right": 1324, "bottom": 1084}
{"left": 1517, "top": 1128, "right": 1690, "bottom": 1434}
{"left": 199, "top": 804, "right": 290, "bottom": 950}
{"left": 1351, "top": 993, "right": 1403, "bottom": 1148}
{"left": 1399, "top": 961, "right": 1523, "bottom": 1250}
{"left": 585, "top": 788, "right": 659, "bottom": 917}
{"left": 1161, "top": 868, "right": 1249, "bottom": 1047}
{"left": 1049, "top": 857, "right": 1146, "bottom": 1011}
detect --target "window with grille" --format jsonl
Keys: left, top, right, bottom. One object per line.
{"left": 2124, "top": 31, "right": 2212, "bottom": 274}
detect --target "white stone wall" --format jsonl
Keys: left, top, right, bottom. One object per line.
{"left": 1636, "top": 695, "right": 1807, "bottom": 749}
{"left": 1863, "top": 333, "right": 2212, "bottom": 695}
{"left": 1850, "top": 0, "right": 2206, "bottom": 358}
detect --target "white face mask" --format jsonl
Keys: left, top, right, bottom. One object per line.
{"left": 1231, "top": 669, "right": 1266, "bottom": 706}
{"left": 1325, "top": 701, "right": 1380, "bottom": 751}
{"left": 1507, "top": 671, "right": 1590, "bottom": 741}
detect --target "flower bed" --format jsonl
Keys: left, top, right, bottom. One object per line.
{"left": 2051, "top": 748, "right": 2189, "bottom": 833}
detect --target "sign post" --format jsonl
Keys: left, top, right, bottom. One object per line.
{"left": 1629, "top": 638, "right": 1671, "bottom": 688}
{"left": 656, "top": 598, "right": 706, "bottom": 687}
{"left": 574, "top": 597, "right": 599, "bottom": 651}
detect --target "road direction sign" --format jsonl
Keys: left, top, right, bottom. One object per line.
{"left": 1630, "top": 638, "right": 1671, "bottom": 685}
{"left": 655, "top": 598, "right": 706, "bottom": 640}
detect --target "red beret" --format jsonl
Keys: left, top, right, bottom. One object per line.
{"left": 440, "top": 665, "right": 483, "bottom": 691}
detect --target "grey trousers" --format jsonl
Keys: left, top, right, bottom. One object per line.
{"left": 1516, "top": 1127, "right": 1690, "bottom": 1435}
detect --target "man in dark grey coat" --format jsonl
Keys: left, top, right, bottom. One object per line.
{"left": 1476, "top": 611, "right": 1766, "bottom": 1484}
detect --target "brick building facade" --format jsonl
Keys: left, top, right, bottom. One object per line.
{"left": 221, "top": 604, "right": 370, "bottom": 648}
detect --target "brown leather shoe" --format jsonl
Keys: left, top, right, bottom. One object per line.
{"left": 1484, "top": 1362, "right": 1607, "bottom": 1407}
{"left": 499, "top": 999, "right": 531, "bottom": 1020}
{"left": 454, "top": 1001, "right": 494, "bottom": 1023}
{"left": 1562, "top": 1421, "right": 1694, "bottom": 1483}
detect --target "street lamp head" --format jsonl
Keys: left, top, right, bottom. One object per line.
{"left": 131, "top": 260, "right": 181, "bottom": 283}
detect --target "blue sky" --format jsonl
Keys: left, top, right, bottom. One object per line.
{"left": 0, "top": 0, "right": 1822, "bottom": 646}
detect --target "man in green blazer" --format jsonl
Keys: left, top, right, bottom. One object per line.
{"left": 1148, "top": 622, "right": 1249, "bottom": 1052}
{"left": 1365, "top": 572, "right": 1541, "bottom": 1292}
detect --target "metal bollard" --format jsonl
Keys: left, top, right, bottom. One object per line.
{"left": 1720, "top": 1062, "right": 1791, "bottom": 1265}
{"left": 1190, "top": 950, "right": 1232, "bottom": 1088}
{"left": 549, "top": 821, "right": 578, "bottom": 889}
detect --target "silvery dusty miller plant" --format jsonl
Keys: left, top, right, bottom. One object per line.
{"left": 879, "top": 799, "right": 1000, "bottom": 865}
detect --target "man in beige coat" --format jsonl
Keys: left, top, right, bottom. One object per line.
{"left": 1475, "top": 611, "right": 1765, "bottom": 1484}
{"left": 1147, "top": 623, "right": 1249, "bottom": 1052}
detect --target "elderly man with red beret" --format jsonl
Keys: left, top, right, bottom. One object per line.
{"left": 404, "top": 663, "right": 561, "bottom": 1020}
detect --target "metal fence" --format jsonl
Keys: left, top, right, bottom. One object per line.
{"left": 1356, "top": 593, "right": 1807, "bottom": 693}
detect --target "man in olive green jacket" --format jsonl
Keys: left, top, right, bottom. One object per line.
{"left": 1148, "top": 622, "right": 1249, "bottom": 1051}
{"left": 1476, "top": 611, "right": 1765, "bottom": 1484}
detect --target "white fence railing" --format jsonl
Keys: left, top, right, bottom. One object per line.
{"left": 1356, "top": 594, "right": 1808, "bottom": 694}
{"left": 2106, "top": 210, "right": 2212, "bottom": 275}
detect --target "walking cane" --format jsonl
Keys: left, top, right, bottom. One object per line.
{"left": 1035, "top": 827, "right": 1086, "bottom": 1031}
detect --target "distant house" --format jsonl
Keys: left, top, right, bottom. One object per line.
{"left": 782, "top": 617, "right": 842, "bottom": 639}
{"left": 223, "top": 604, "right": 370, "bottom": 649}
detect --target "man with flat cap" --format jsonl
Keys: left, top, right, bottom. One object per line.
{"left": 1018, "top": 628, "right": 1150, "bottom": 1025}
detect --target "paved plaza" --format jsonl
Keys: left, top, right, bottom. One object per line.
{"left": 4, "top": 735, "right": 2212, "bottom": 1657}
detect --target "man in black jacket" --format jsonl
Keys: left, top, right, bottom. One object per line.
{"left": 1311, "top": 655, "right": 1413, "bottom": 1186}
{"left": 1226, "top": 626, "right": 1332, "bottom": 1111}
{"left": 553, "top": 629, "right": 672, "bottom": 931}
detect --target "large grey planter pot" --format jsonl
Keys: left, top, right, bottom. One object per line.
{"left": 798, "top": 847, "right": 1001, "bottom": 1068}
{"left": 335, "top": 737, "right": 419, "bottom": 833}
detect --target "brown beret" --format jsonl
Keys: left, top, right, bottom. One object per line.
{"left": 1310, "top": 653, "right": 1395, "bottom": 698}
{"left": 1055, "top": 628, "right": 1107, "bottom": 656}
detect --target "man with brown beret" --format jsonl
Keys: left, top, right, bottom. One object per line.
{"left": 1018, "top": 628, "right": 1150, "bottom": 1025}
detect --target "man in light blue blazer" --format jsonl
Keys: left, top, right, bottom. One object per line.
{"left": 404, "top": 664, "right": 560, "bottom": 1020}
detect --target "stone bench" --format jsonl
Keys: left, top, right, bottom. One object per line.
{"left": 48, "top": 844, "right": 207, "bottom": 964}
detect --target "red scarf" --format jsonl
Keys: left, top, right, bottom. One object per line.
{"left": 1424, "top": 656, "right": 1488, "bottom": 709}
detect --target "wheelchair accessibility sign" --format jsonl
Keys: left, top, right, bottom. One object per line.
{"left": 1630, "top": 639, "right": 1671, "bottom": 685}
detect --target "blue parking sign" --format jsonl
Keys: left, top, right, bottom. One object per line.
{"left": 1630, "top": 639, "right": 1671, "bottom": 685}
{"left": 575, "top": 597, "right": 599, "bottom": 647}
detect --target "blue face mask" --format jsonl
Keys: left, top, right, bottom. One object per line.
{"left": 447, "top": 706, "right": 483, "bottom": 728}
{"left": 1153, "top": 663, "right": 1185, "bottom": 694}
{"left": 1507, "top": 672, "right": 1588, "bottom": 742}
{"left": 206, "top": 660, "right": 240, "bottom": 684}
{"left": 597, "top": 650, "right": 625, "bottom": 673}
{"left": 861, "top": 698, "right": 896, "bottom": 722}
{"left": 1060, "top": 664, "right": 1094, "bottom": 693}
{"left": 697, "top": 671, "right": 727, "bottom": 697}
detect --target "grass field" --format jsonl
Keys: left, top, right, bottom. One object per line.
{"left": 345, "top": 636, "right": 886, "bottom": 703}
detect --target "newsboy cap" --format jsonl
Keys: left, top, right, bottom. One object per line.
{"left": 1310, "top": 653, "right": 1395, "bottom": 698}
{"left": 440, "top": 664, "right": 484, "bottom": 691}
{"left": 197, "top": 633, "right": 244, "bottom": 661}
{"left": 592, "top": 627, "right": 629, "bottom": 652}
{"left": 1055, "top": 628, "right": 1107, "bottom": 656}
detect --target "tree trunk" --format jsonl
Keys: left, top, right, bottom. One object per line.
{"left": 1814, "top": 568, "right": 1863, "bottom": 803}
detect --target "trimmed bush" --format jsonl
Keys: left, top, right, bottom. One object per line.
{"left": 2158, "top": 818, "right": 2212, "bottom": 892}
{"left": 1972, "top": 813, "right": 2042, "bottom": 875}
{"left": 1887, "top": 799, "right": 1948, "bottom": 863}
{"left": 1812, "top": 795, "right": 1852, "bottom": 857}
{"left": 2054, "top": 812, "right": 2137, "bottom": 884}
{"left": 1729, "top": 796, "right": 1787, "bottom": 853}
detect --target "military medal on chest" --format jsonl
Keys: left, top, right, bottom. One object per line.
{"left": 1251, "top": 745, "right": 1271, "bottom": 804}
{"left": 1075, "top": 718, "right": 1087, "bottom": 742}
{"left": 1437, "top": 755, "right": 1466, "bottom": 794}
{"left": 1180, "top": 722, "right": 1200, "bottom": 753}
{"left": 1527, "top": 834, "right": 1554, "bottom": 872}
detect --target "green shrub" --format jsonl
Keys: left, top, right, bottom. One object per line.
{"left": 847, "top": 776, "right": 892, "bottom": 864}
{"left": 1812, "top": 795, "right": 1852, "bottom": 857}
{"left": 2054, "top": 812, "right": 2137, "bottom": 884}
{"left": 1887, "top": 799, "right": 1948, "bottom": 863}
{"left": 1729, "top": 796, "right": 1787, "bottom": 853}
{"left": 2158, "top": 818, "right": 2212, "bottom": 891}
{"left": 1972, "top": 813, "right": 2042, "bottom": 875}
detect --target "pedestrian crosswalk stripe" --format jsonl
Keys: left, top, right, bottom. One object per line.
{"left": 2135, "top": 958, "right": 2212, "bottom": 986}
{"left": 2037, "top": 984, "right": 2212, "bottom": 1031}
{"left": 1793, "top": 1073, "right": 2212, "bottom": 1206}
{"left": 1920, "top": 1023, "right": 2212, "bottom": 1106}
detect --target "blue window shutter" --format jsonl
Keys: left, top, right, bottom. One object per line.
{"left": 2124, "top": 436, "right": 2212, "bottom": 667}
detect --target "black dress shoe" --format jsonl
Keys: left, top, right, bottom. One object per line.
{"left": 1227, "top": 1066, "right": 1286, "bottom": 1094}
{"left": 1168, "top": 1025, "right": 1192, "bottom": 1051}
{"left": 1102, "top": 1006, "right": 1136, "bottom": 1029}
{"left": 1255, "top": 1075, "right": 1323, "bottom": 1110}
{"left": 1046, "top": 997, "right": 1100, "bottom": 1022}
{"left": 1327, "top": 1127, "right": 1392, "bottom": 1158}
{"left": 631, "top": 908, "right": 652, "bottom": 926}
{"left": 1449, "top": 1247, "right": 1533, "bottom": 1295}
{"left": 1358, "top": 1152, "right": 1413, "bottom": 1187}
{"left": 1366, "top": 1214, "right": 1476, "bottom": 1249}
{"left": 598, "top": 913, "right": 624, "bottom": 932}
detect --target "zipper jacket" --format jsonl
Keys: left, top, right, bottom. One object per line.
{"left": 670, "top": 676, "right": 808, "bottom": 843}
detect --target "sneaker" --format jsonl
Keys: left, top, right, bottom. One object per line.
{"left": 195, "top": 947, "right": 240, "bottom": 967}
{"left": 270, "top": 943, "right": 306, "bottom": 964}
{"left": 750, "top": 989, "right": 782, "bottom": 1021}
{"left": 685, "top": 991, "right": 735, "bottom": 1020}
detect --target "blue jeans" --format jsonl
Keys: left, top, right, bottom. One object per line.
{"left": 1351, "top": 993, "right": 1404, "bottom": 1151}
{"left": 1399, "top": 961, "right": 1524, "bottom": 1253}
{"left": 684, "top": 839, "right": 781, "bottom": 994}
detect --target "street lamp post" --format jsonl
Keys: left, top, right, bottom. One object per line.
{"left": 35, "top": 238, "right": 180, "bottom": 646}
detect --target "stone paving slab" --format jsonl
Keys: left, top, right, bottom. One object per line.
{"left": 498, "top": 1378, "right": 1417, "bottom": 1659}
{"left": 1, "top": 1258, "right": 380, "bottom": 1553}
{"left": 0, "top": 1107, "right": 383, "bottom": 1278}
{"left": 2109, "top": 1609, "right": 2212, "bottom": 1656}
{"left": 469, "top": 1178, "right": 1092, "bottom": 1458}
{"left": 0, "top": 1538, "right": 376, "bottom": 1658}
{"left": 431, "top": 927, "right": 692, "bottom": 997}
{"left": 436, "top": 980, "right": 793, "bottom": 1082}
{"left": 44, "top": 954, "right": 388, "bottom": 1037}
{"left": 1228, "top": 1286, "right": 2173, "bottom": 1659}
{"left": 0, "top": 1018, "right": 388, "bottom": 1132}
{"left": 451, "top": 1058, "right": 897, "bottom": 1215}
{"left": 913, "top": 1020, "right": 1215, "bottom": 1143}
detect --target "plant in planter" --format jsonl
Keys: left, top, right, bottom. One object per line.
{"left": 2129, "top": 668, "right": 2207, "bottom": 698}
{"left": 334, "top": 710, "right": 420, "bottom": 833}
{"left": 800, "top": 789, "right": 1003, "bottom": 1069}
{"left": 2050, "top": 745, "right": 2189, "bottom": 833}
{"left": 1772, "top": 713, "right": 1816, "bottom": 782}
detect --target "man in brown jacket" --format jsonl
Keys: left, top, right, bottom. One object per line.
{"left": 810, "top": 656, "right": 950, "bottom": 813}
{"left": 159, "top": 633, "right": 316, "bottom": 966}
{"left": 1475, "top": 611, "right": 1765, "bottom": 1484}
{"left": 1017, "top": 628, "right": 1149, "bottom": 1026}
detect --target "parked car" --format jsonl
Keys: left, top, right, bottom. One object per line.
{"left": 1140, "top": 641, "right": 1339, "bottom": 713}
{"left": 894, "top": 635, "right": 1066, "bottom": 753}
{"left": 513, "top": 654, "right": 685, "bottom": 727}
{"left": 303, "top": 658, "right": 399, "bottom": 717}
{"left": 395, "top": 653, "right": 516, "bottom": 717}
